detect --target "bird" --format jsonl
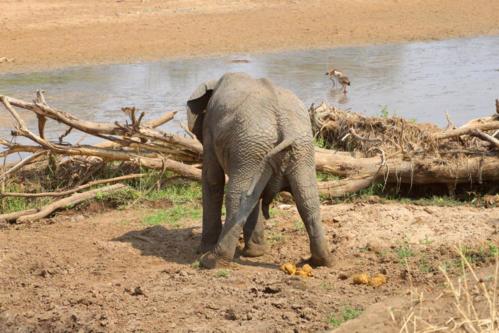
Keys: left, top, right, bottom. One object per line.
{"left": 325, "top": 69, "right": 351, "bottom": 93}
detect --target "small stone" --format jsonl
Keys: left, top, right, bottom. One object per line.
{"left": 206, "top": 303, "right": 219, "bottom": 310}
{"left": 367, "top": 241, "right": 384, "bottom": 254}
{"left": 224, "top": 309, "right": 237, "bottom": 320}
{"left": 70, "top": 215, "right": 85, "bottom": 223}
{"left": 262, "top": 285, "right": 281, "bottom": 294}
{"left": 299, "top": 307, "right": 314, "bottom": 321}
{"left": 271, "top": 300, "right": 285, "bottom": 309}
{"left": 125, "top": 286, "right": 145, "bottom": 296}
{"left": 366, "top": 195, "right": 381, "bottom": 203}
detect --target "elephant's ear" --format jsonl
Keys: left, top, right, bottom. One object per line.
{"left": 186, "top": 80, "right": 218, "bottom": 143}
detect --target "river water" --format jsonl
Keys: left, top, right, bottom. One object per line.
{"left": 1, "top": 35, "right": 499, "bottom": 144}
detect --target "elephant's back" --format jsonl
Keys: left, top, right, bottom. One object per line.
{"left": 208, "top": 73, "right": 281, "bottom": 140}
{"left": 206, "top": 73, "right": 313, "bottom": 169}
{"left": 210, "top": 73, "right": 279, "bottom": 112}
{"left": 208, "top": 72, "right": 308, "bottom": 132}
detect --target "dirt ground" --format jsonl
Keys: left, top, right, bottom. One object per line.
{"left": 1, "top": 201, "right": 497, "bottom": 332}
{"left": 1, "top": 0, "right": 499, "bottom": 73}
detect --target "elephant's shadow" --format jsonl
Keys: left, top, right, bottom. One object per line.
{"left": 113, "top": 224, "right": 278, "bottom": 269}
{"left": 113, "top": 225, "right": 200, "bottom": 265}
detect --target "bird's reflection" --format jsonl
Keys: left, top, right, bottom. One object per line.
{"left": 329, "top": 87, "right": 349, "bottom": 104}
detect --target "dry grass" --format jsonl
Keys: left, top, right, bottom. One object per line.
{"left": 393, "top": 248, "right": 498, "bottom": 332}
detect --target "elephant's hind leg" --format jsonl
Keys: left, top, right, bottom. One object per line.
{"left": 242, "top": 200, "right": 267, "bottom": 257}
{"left": 199, "top": 149, "right": 225, "bottom": 254}
{"left": 287, "top": 165, "right": 333, "bottom": 267}
{"left": 201, "top": 164, "right": 273, "bottom": 268}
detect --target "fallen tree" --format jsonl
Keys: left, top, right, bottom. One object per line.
{"left": 1, "top": 92, "right": 498, "bottom": 222}
{"left": 310, "top": 102, "right": 499, "bottom": 196}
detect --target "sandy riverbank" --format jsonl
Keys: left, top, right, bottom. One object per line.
{"left": 1, "top": 0, "right": 499, "bottom": 73}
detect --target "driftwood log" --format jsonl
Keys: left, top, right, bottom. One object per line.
{"left": 1, "top": 92, "right": 498, "bottom": 222}
{"left": 0, "top": 184, "right": 127, "bottom": 223}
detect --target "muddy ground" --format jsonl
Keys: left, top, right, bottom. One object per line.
{"left": 1, "top": 201, "right": 497, "bottom": 332}
{"left": 2, "top": 0, "right": 499, "bottom": 73}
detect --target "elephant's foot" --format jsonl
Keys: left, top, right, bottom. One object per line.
{"left": 302, "top": 255, "right": 334, "bottom": 268}
{"left": 199, "top": 251, "right": 232, "bottom": 269}
{"left": 242, "top": 243, "right": 268, "bottom": 257}
{"left": 196, "top": 242, "right": 217, "bottom": 254}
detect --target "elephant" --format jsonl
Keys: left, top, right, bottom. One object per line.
{"left": 186, "top": 72, "right": 333, "bottom": 269}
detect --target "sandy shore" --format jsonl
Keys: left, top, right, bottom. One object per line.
{"left": 1, "top": 0, "right": 499, "bottom": 73}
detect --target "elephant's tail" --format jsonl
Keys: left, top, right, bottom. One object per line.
{"left": 232, "top": 137, "right": 295, "bottom": 228}
{"left": 247, "top": 137, "right": 295, "bottom": 197}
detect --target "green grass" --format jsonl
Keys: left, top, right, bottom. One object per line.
{"left": 460, "top": 243, "right": 499, "bottom": 264}
{"left": 314, "top": 137, "right": 328, "bottom": 149}
{"left": 419, "top": 235, "right": 433, "bottom": 246}
{"left": 293, "top": 219, "right": 305, "bottom": 232}
{"left": 267, "top": 231, "right": 284, "bottom": 244}
{"left": 395, "top": 242, "right": 414, "bottom": 262}
{"left": 0, "top": 183, "right": 51, "bottom": 214}
{"left": 215, "top": 269, "right": 230, "bottom": 278}
{"left": 2, "top": 195, "right": 31, "bottom": 214}
{"left": 418, "top": 256, "right": 433, "bottom": 273}
{"left": 95, "top": 187, "right": 139, "bottom": 208}
{"left": 143, "top": 206, "right": 201, "bottom": 227}
{"left": 138, "top": 179, "right": 203, "bottom": 227}
{"left": 358, "top": 183, "right": 385, "bottom": 196}
{"left": 379, "top": 105, "right": 398, "bottom": 118}
{"left": 268, "top": 206, "right": 279, "bottom": 219}
{"left": 316, "top": 171, "right": 340, "bottom": 182}
{"left": 440, "top": 259, "right": 461, "bottom": 273}
{"left": 379, "top": 105, "right": 390, "bottom": 118}
{"left": 441, "top": 243, "right": 499, "bottom": 273}
{"left": 328, "top": 307, "right": 363, "bottom": 328}
{"left": 488, "top": 242, "right": 499, "bottom": 257}
{"left": 145, "top": 181, "right": 201, "bottom": 204}
{"left": 1, "top": 168, "right": 202, "bottom": 215}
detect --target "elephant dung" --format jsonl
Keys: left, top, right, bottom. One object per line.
{"left": 281, "top": 263, "right": 297, "bottom": 275}
{"left": 352, "top": 273, "right": 388, "bottom": 287}
{"left": 281, "top": 263, "right": 313, "bottom": 277}
{"left": 369, "top": 273, "right": 388, "bottom": 287}
{"left": 352, "top": 273, "right": 370, "bottom": 285}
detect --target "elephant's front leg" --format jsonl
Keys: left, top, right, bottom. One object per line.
{"left": 199, "top": 150, "right": 225, "bottom": 254}
{"left": 242, "top": 200, "right": 267, "bottom": 257}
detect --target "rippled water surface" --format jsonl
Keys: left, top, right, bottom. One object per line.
{"left": 1, "top": 35, "right": 499, "bottom": 143}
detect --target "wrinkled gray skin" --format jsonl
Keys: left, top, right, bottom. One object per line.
{"left": 187, "top": 72, "right": 332, "bottom": 269}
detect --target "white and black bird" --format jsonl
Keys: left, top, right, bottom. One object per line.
{"left": 325, "top": 69, "right": 351, "bottom": 93}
